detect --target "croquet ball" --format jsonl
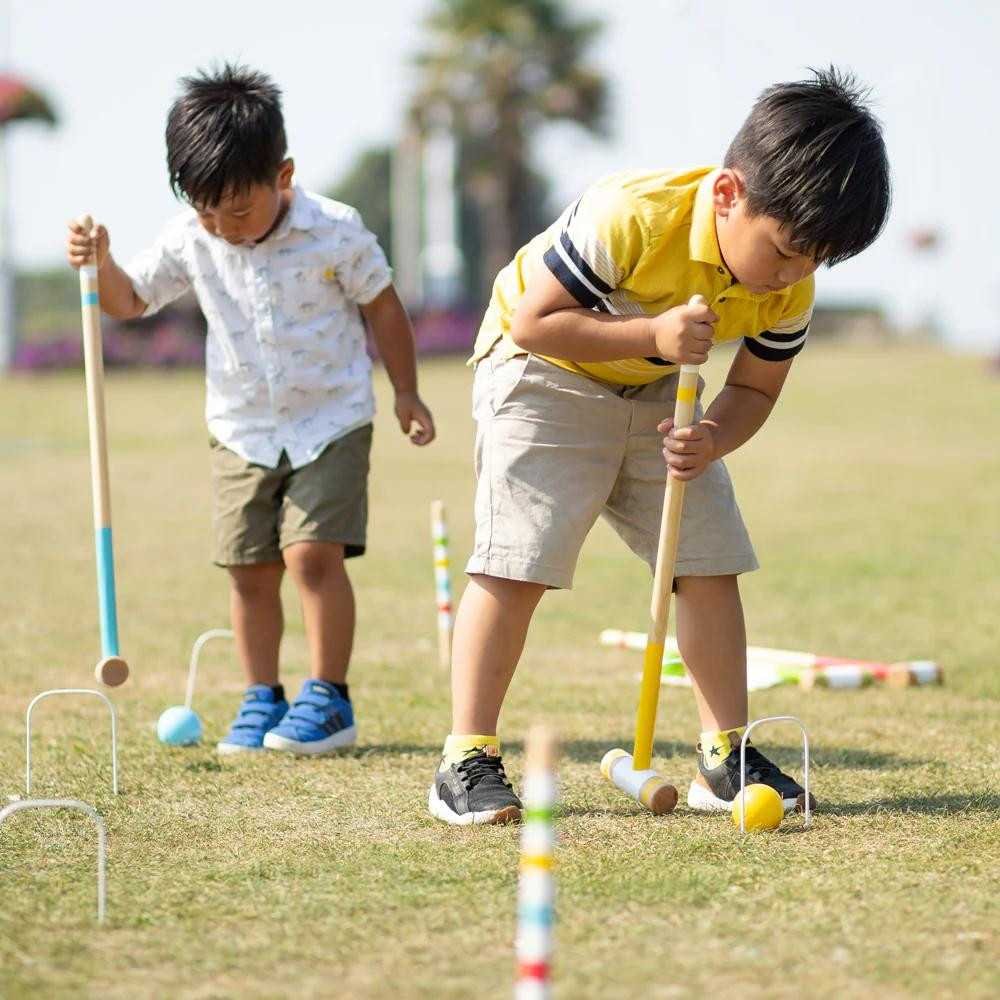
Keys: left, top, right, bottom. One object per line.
{"left": 731, "top": 783, "right": 784, "bottom": 832}
{"left": 157, "top": 706, "right": 203, "bottom": 746}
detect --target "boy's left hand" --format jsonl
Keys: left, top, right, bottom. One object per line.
{"left": 395, "top": 390, "right": 436, "bottom": 445}
{"left": 658, "top": 418, "right": 716, "bottom": 480}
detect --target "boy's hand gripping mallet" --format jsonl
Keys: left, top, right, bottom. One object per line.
{"left": 600, "top": 295, "right": 707, "bottom": 813}
{"left": 78, "top": 215, "right": 129, "bottom": 687}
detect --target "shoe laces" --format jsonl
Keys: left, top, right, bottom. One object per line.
{"left": 456, "top": 749, "right": 511, "bottom": 791}
{"left": 742, "top": 743, "right": 783, "bottom": 782}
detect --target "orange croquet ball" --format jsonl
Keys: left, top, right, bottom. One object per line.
{"left": 731, "top": 783, "right": 784, "bottom": 832}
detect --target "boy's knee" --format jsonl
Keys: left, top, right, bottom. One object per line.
{"left": 283, "top": 542, "right": 346, "bottom": 589}
{"left": 470, "top": 573, "right": 546, "bottom": 610}
{"left": 228, "top": 562, "right": 283, "bottom": 601}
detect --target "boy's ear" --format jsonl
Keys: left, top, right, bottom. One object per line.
{"left": 712, "top": 169, "right": 744, "bottom": 218}
{"left": 277, "top": 158, "right": 295, "bottom": 190}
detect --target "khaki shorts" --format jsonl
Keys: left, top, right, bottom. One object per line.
{"left": 209, "top": 424, "right": 372, "bottom": 566}
{"left": 466, "top": 354, "right": 757, "bottom": 589}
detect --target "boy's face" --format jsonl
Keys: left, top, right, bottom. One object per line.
{"left": 712, "top": 169, "right": 818, "bottom": 293}
{"left": 193, "top": 159, "right": 295, "bottom": 247}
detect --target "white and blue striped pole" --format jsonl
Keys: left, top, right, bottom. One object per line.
{"left": 515, "top": 725, "right": 557, "bottom": 999}
{"left": 78, "top": 215, "right": 128, "bottom": 687}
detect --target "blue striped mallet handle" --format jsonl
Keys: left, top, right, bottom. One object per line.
{"left": 78, "top": 215, "right": 128, "bottom": 687}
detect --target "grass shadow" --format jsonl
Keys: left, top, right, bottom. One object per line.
{"left": 823, "top": 792, "right": 1000, "bottom": 817}
{"left": 346, "top": 739, "right": 925, "bottom": 771}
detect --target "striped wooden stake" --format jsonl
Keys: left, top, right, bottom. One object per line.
{"left": 515, "top": 724, "right": 557, "bottom": 1000}
{"left": 430, "top": 500, "right": 453, "bottom": 670}
{"left": 78, "top": 215, "right": 128, "bottom": 688}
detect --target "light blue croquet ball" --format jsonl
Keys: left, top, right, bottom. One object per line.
{"left": 157, "top": 705, "right": 203, "bottom": 746}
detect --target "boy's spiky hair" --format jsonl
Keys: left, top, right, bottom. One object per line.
{"left": 166, "top": 62, "right": 287, "bottom": 208}
{"left": 724, "top": 66, "right": 891, "bottom": 266}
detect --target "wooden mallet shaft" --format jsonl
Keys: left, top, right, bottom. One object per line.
{"left": 601, "top": 294, "right": 707, "bottom": 814}
{"left": 78, "top": 215, "right": 128, "bottom": 688}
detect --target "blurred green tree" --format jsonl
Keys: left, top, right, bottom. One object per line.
{"left": 409, "top": 0, "right": 608, "bottom": 305}
{"left": 326, "top": 147, "right": 393, "bottom": 264}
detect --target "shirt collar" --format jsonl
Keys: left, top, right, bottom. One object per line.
{"left": 268, "top": 185, "right": 313, "bottom": 242}
{"left": 689, "top": 169, "right": 790, "bottom": 302}
{"left": 689, "top": 170, "right": 727, "bottom": 273}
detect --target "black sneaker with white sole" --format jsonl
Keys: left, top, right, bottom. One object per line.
{"left": 428, "top": 745, "right": 523, "bottom": 825}
{"left": 687, "top": 735, "right": 817, "bottom": 813}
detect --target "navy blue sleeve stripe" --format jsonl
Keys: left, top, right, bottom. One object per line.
{"left": 743, "top": 334, "right": 807, "bottom": 361}
{"left": 558, "top": 231, "right": 614, "bottom": 296}
{"left": 758, "top": 325, "right": 810, "bottom": 344}
{"left": 543, "top": 245, "right": 601, "bottom": 308}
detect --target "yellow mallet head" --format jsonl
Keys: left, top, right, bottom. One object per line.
{"left": 731, "top": 783, "right": 784, "bottom": 832}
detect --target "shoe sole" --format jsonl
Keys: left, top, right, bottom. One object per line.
{"left": 262, "top": 725, "right": 357, "bottom": 756}
{"left": 427, "top": 785, "right": 521, "bottom": 826}
{"left": 687, "top": 780, "right": 815, "bottom": 814}
{"left": 216, "top": 742, "right": 266, "bottom": 756}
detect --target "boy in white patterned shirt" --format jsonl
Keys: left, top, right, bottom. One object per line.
{"left": 66, "top": 63, "right": 435, "bottom": 755}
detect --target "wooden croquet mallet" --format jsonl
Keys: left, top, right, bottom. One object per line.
{"left": 78, "top": 215, "right": 129, "bottom": 687}
{"left": 601, "top": 295, "right": 708, "bottom": 814}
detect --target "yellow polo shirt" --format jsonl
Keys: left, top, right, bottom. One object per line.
{"left": 470, "top": 166, "right": 814, "bottom": 385}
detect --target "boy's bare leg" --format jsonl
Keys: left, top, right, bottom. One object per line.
{"left": 450, "top": 574, "right": 547, "bottom": 734}
{"left": 283, "top": 541, "right": 354, "bottom": 684}
{"left": 228, "top": 562, "right": 285, "bottom": 686}
{"left": 676, "top": 573, "right": 813, "bottom": 811}
{"left": 674, "top": 574, "right": 748, "bottom": 731}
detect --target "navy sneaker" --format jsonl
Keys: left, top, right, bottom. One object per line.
{"left": 428, "top": 746, "right": 522, "bottom": 825}
{"left": 216, "top": 685, "right": 289, "bottom": 755}
{"left": 263, "top": 679, "right": 356, "bottom": 755}
{"left": 687, "top": 734, "right": 817, "bottom": 813}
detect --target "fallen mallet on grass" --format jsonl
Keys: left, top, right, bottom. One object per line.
{"left": 601, "top": 297, "right": 707, "bottom": 815}
{"left": 78, "top": 215, "right": 128, "bottom": 688}
{"left": 157, "top": 628, "right": 234, "bottom": 745}
{"left": 599, "top": 629, "right": 942, "bottom": 690}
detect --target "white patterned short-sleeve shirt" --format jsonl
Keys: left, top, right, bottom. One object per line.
{"left": 124, "top": 186, "right": 392, "bottom": 469}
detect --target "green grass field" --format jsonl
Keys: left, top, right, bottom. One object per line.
{"left": 1, "top": 343, "right": 997, "bottom": 999}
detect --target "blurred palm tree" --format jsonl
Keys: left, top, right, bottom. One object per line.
{"left": 409, "top": 0, "right": 608, "bottom": 304}
{"left": 0, "top": 73, "right": 57, "bottom": 371}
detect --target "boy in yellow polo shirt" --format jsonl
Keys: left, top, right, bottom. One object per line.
{"left": 429, "top": 68, "right": 891, "bottom": 824}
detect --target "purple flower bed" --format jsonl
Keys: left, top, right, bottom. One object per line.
{"left": 14, "top": 318, "right": 205, "bottom": 371}
{"left": 14, "top": 308, "right": 478, "bottom": 372}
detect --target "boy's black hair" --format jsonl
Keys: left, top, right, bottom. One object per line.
{"left": 724, "top": 66, "right": 890, "bottom": 266}
{"left": 166, "top": 63, "right": 287, "bottom": 208}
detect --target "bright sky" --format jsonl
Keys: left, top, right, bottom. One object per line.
{"left": 3, "top": 0, "right": 998, "bottom": 347}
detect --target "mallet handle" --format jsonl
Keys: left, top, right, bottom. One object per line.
{"left": 78, "top": 215, "right": 120, "bottom": 659}
{"left": 631, "top": 295, "right": 705, "bottom": 770}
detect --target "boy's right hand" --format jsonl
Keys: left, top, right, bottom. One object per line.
{"left": 650, "top": 299, "right": 717, "bottom": 365}
{"left": 66, "top": 217, "right": 110, "bottom": 270}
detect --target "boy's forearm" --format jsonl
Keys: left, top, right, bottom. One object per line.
{"left": 97, "top": 256, "right": 147, "bottom": 320}
{"left": 363, "top": 286, "right": 419, "bottom": 394}
{"left": 511, "top": 308, "right": 655, "bottom": 361}
{"left": 702, "top": 384, "right": 776, "bottom": 460}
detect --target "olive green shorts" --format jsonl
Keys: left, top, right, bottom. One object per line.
{"left": 209, "top": 424, "right": 372, "bottom": 567}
